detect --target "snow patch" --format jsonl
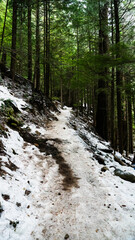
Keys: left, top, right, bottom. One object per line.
{"left": 0, "top": 84, "right": 135, "bottom": 240}
{"left": 0, "top": 85, "right": 28, "bottom": 112}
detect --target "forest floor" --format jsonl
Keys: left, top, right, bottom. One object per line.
{"left": 0, "top": 77, "right": 135, "bottom": 240}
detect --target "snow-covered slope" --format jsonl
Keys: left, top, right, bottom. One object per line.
{"left": 0, "top": 79, "right": 135, "bottom": 240}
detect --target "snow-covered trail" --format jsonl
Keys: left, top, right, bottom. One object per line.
{"left": 0, "top": 85, "right": 135, "bottom": 240}
{"left": 30, "top": 107, "right": 135, "bottom": 240}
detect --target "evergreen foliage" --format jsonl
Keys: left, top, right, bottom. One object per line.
{"left": 0, "top": 0, "right": 135, "bottom": 154}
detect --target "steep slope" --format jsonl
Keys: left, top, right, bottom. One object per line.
{"left": 0, "top": 77, "right": 135, "bottom": 240}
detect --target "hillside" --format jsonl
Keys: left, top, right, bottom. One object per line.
{"left": 0, "top": 76, "right": 135, "bottom": 240}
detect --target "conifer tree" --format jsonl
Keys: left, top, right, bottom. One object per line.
{"left": 28, "top": 0, "right": 32, "bottom": 81}
{"left": 114, "top": 0, "right": 124, "bottom": 153}
{"left": 10, "top": 0, "right": 18, "bottom": 81}
{"left": 96, "top": 1, "right": 109, "bottom": 140}
{"left": 34, "top": 0, "right": 40, "bottom": 90}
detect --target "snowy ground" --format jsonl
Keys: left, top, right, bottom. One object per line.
{"left": 0, "top": 84, "right": 135, "bottom": 240}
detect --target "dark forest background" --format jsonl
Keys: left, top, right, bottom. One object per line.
{"left": 0, "top": 0, "right": 135, "bottom": 155}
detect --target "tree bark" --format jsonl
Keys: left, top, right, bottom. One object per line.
{"left": 35, "top": 0, "right": 40, "bottom": 90}
{"left": 10, "top": 0, "right": 18, "bottom": 81}
{"left": 111, "top": 0, "right": 115, "bottom": 147}
{"left": 28, "top": 0, "right": 32, "bottom": 81}
{"left": 96, "top": 2, "right": 108, "bottom": 141}
{"left": 45, "top": 0, "right": 50, "bottom": 98}
{"left": 18, "top": 3, "right": 23, "bottom": 75}
{"left": 0, "top": 0, "right": 9, "bottom": 55}
{"left": 114, "top": 0, "right": 124, "bottom": 153}
{"left": 128, "top": 96, "right": 133, "bottom": 153}
{"left": 133, "top": 96, "right": 135, "bottom": 125}
{"left": 60, "top": 76, "right": 63, "bottom": 109}
{"left": 43, "top": 0, "right": 46, "bottom": 94}
{"left": 126, "top": 100, "right": 129, "bottom": 156}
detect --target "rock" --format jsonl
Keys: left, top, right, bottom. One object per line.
{"left": 35, "top": 130, "right": 41, "bottom": 135}
{"left": 2, "top": 194, "right": 10, "bottom": 201}
{"left": 4, "top": 99, "right": 20, "bottom": 113}
{"left": 16, "top": 202, "right": 21, "bottom": 207}
{"left": 94, "top": 154, "right": 105, "bottom": 165}
{"left": 114, "top": 155, "right": 127, "bottom": 166}
{"left": 64, "top": 234, "right": 69, "bottom": 239}
{"left": 5, "top": 160, "right": 18, "bottom": 171}
{"left": 25, "top": 190, "right": 31, "bottom": 196}
{"left": 99, "top": 148, "right": 113, "bottom": 153}
{"left": 7, "top": 115, "right": 23, "bottom": 129}
{"left": 101, "top": 167, "right": 109, "bottom": 172}
{"left": 121, "top": 205, "right": 126, "bottom": 208}
{"left": 114, "top": 169, "right": 135, "bottom": 183}
{"left": 12, "top": 149, "right": 18, "bottom": 155}
{"left": 9, "top": 221, "right": 19, "bottom": 229}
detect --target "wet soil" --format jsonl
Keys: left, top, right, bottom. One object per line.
{"left": 19, "top": 129, "right": 78, "bottom": 190}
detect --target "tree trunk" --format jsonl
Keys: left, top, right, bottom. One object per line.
{"left": 128, "top": 96, "right": 133, "bottom": 153}
{"left": 61, "top": 76, "right": 63, "bottom": 109}
{"left": 10, "top": 0, "right": 18, "bottom": 81}
{"left": 0, "top": 0, "right": 9, "bottom": 55}
{"left": 35, "top": 0, "right": 40, "bottom": 90}
{"left": 46, "top": 0, "right": 50, "bottom": 97}
{"left": 18, "top": 3, "right": 23, "bottom": 75}
{"left": 114, "top": 0, "right": 124, "bottom": 153}
{"left": 96, "top": 2, "right": 108, "bottom": 141}
{"left": 133, "top": 96, "right": 135, "bottom": 125}
{"left": 43, "top": 0, "right": 46, "bottom": 94}
{"left": 76, "top": 24, "right": 80, "bottom": 114}
{"left": 28, "top": 0, "right": 32, "bottom": 81}
{"left": 110, "top": 0, "right": 115, "bottom": 147}
{"left": 126, "top": 100, "right": 129, "bottom": 157}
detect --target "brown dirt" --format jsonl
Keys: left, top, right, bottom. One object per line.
{"left": 19, "top": 129, "right": 78, "bottom": 190}
{"left": 5, "top": 160, "right": 19, "bottom": 171}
